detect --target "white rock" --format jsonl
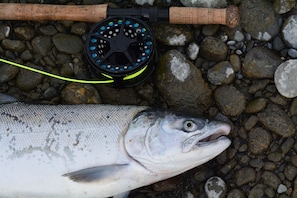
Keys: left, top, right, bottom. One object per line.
{"left": 277, "top": 184, "right": 287, "bottom": 193}
{"left": 282, "top": 15, "right": 297, "bottom": 48}
{"left": 274, "top": 59, "right": 297, "bottom": 98}
{"left": 205, "top": 176, "right": 226, "bottom": 198}
{"left": 169, "top": 55, "right": 191, "bottom": 82}
{"left": 187, "top": 42, "right": 200, "bottom": 60}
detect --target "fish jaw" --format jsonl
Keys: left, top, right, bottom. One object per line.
{"left": 125, "top": 111, "right": 232, "bottom": 176}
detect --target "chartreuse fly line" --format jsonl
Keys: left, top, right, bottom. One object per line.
{"left": 0, "top": 58, "right": 114, "bottom": 84}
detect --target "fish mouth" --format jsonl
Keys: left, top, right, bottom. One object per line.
{"left": 182, "top": 123, "right": 231, "bottom": 153}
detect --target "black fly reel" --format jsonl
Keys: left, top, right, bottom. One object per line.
{"left": 85, "top": 16, "right": 156, "bottom": 87}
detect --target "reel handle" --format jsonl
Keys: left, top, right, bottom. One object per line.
{"left": 169, "top": 6, "right": 239, "bottom": 28}
{"left": 0, "top": 3, "right": 239, "bottom": 28}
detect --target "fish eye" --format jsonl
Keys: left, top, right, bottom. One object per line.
{"left": 183, "top": 120, "right": 197, "bottom": 132}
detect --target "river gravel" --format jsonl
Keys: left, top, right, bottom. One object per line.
{"left": 1, "top": 0, "right": 297, "bottom": 197}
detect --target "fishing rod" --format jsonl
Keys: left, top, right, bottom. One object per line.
{"left": 0, "top": 3, "right": 240, "bottom": 87}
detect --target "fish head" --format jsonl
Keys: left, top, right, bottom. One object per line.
{"left": 124, "top": 110, "right": 231, "bottom": 176}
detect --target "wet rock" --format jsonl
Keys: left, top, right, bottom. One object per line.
{"left": 199, "top": 36, "right": 228, "bottom": 61}
{"left": 16, "top": 65, "right": 44, "bottom": 91}
{"left": 214, "top": 85, "right": 246, "bottom": 116}
{"left": 262, "top": 171, "right": 281, "bottom": 189}
{"left": 273, "top": 0, "right": 295, "bottom": 14}
{"left": 273, "top": 36, "right": 285, "bottom": 51}
{"left": 0, "top": 24, "right": 10, "bottom": 40}
{"left": 290, "top": 98, "right": 297, "bottom": 116}
{"left": 248, "top": 127, "right": 272, "bottom": 155}
{"left": 240, "top": 0, "right": 280, "bottom": 41}
{"left": 52, "top": 33, "right": 84, "bottom": 54}
{"left": 202, "top": 25, "right": 220, "bottom": 36}
{"left": 274, "top": 59, "right": 297, "bottom": 98}
{"left": 258, "top": 104, "right": 295, "bottom": 137}
{"left": 155, "top": 50, "right": 212, "bottom": 114}
{"left": 152, "top": 24, "right": 193, "bottom": 46}
{"left": 204, "top": 176, "right": 227, "bottom": 198}
{"left": 244, "top": 115, "right": 258, "bottom": 130}
{"left": 242, "top": 47, "right": 282, "bottom": 78}
{"left": 234, "top": 167, "right": 256, "bottom": 186}
{"left": 61, "top": 83, "right": 101, "bottom": 104}
{"left": 0, "top": 62, "right": 19, "bottom": 83}
{"left": 20, "top": 50, "right": 33, "bottom": 61}
{"left": 180, "top": 0, "right": 227, "bottom": 8}
{"left": 227, "top": 189, "right": 245, "bottom": 198}
{"left": 207, "top": 61, "right": 235, "bottom": 85}
{"left": 31, "top": 36, "right": 53, "bottom": 56}
{"left": 245, "top": 98, "right": 267, "bottom": 114}
{"left": 14, "top": 26, "right": 35, "bottom": 40}
{"left": 248, "top": 184, "right": 265, "bottom": 198}
{"left": 267, "top": 152, "right": 283, "bottom": 162}
{"left": 43, "top": 87, "right": 57, "bottom": 100}
{"left": 248, "top": 79, "right": 270, "bottom": 94}
{"left": 288, "top": 48, "right": 297, "bottom": 58}
{"left": 282, "top": 15, "right": 297, "bottom": 49}
{"left": 1, "top": 39, "right": 26, "bottom": 53}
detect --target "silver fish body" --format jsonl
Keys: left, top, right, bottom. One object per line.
{"left": 0, "top": 103, "right": 231, "bottom": 198}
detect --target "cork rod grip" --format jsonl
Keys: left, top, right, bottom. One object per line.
{"left": 0, "top": 3, "right": 108, "bottom": 22}
{"left": 169, "top": 5, "right": 239, "bottom": 28}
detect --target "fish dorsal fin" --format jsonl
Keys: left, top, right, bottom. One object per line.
{"left": 63, "top": 164, "right": 128, "bottom": 183}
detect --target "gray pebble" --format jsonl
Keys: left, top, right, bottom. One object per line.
{"left": 32, "top": 36, "right": 53, "bottom": 56}
{"left": 0, "top": 62, "right": 19, "bottom": 83}
{"left": 207, "top": 61, "right": 235, "bottom": 85}
{"left": 16, "top": 65, "right": 44, "bottom": 91}
{"left": 245, "top": 98, "right": 267, "bottom": 113}
{"left": 275, "top": 59, "right": 297, "bottom": 98}
{"left": 288, "top": 48, "right": 297, "bottom": 58}
{"left": 248, "top": 184, "right": 265, "bottom": 198}
{"left": 187, "top": 42, "right": 199, "bottom": 60}
{"left": 227, "top": 189, "right": 245, "bottom": 198}
{"left": 282, "top": 15, "right": 297, "bottom": 48}
{"left": 277, "top": 184, "right": 287, "bottom": 194}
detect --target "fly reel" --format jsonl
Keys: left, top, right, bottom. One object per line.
{"left": 85, "top": 16, "right": 156, "bottom": 87}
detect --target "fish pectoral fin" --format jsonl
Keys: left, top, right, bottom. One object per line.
{"left": 63, "top": 164, "right": 128, "bottom": 183}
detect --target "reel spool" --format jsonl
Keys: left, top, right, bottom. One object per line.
{"left": 85, "top": 16, "right": 156, "bottom": 87}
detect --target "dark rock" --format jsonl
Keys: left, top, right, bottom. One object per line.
{"left": 261, "top": 171, "right": 281, "bottom": 189}
{"left": 1, "top": 39, "right": 26, "bottom": 53}
{"left": 248, "top": 127, "right": 272, "bottom": 155}
{"left": 31, "top": 36, "right": 53, "bottom": 56}
{"left": 234, "top": 167, "right": 256, "bottom": 186}
{"left": 14, "top": 26, "right": 35, "bottom": 40}
{"left": 207, "top": 61, "right": 235, "bottom": 85}
{"left": 258, "top": 104, "right": 296, "bottom": 137}
{"left": 52, "top": 33, "right": 84, "bottom": 54}
{"left": 199, "top": 36, "right": 228, "bottom": 61}
{"left": 155, "top": 50, "right": 212, "bottom": 114}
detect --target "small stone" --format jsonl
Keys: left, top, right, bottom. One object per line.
{"left": 39, "top": 25, "right": 58, "bottom": 36}
{"left": 52, "top": 33, "right": 84, "bottom": 54}
{"left": 71, "top": 22, "right": 88, "bottom": 36}
{"left": 61, "top": 83, "right": 101, "bottom": 104}
{"left": 14, "top": 26, "right": 35, "bottom": 40}
{"left": 244, "top": 115, "right": 258, "bottom": 130}
{"left": 282, "top": 15, "right": 297, "bottom": 48}
{"left": 245, "top": 98, "right": 267, "bottom": 113}
{"left": 214, "top": 85, "right": 246, "bottom": 116}
{"left": 16, "top": 65, "right": 44, "bottom": 91}
{"left": 205, "top": 176, "right": 227, "bottom": 198}
{"left": 273, "top": 0, "right": 295, "bottom": 14}
{"left": 240, "top": 0, "right": 280, "bottom": 41}
{"left": 234, "top": 167, "right": 256, "bottom": 186}
{"left": 152, "top": 24, "right": 193, "bottom": 46}
{"left": 290, "top": 98, "right": 297, "bottom": 116}
{"left": 288, "top": 48, "right": 297, "bottom": 58}
{"left": 207, "top": 61, "right": 235, "bottom": 85}
{"left": 234, "top": 30, "right": 245, "bottom": 42}
{"left": 277, "top": 184, "right": 287, "bottom": 194}
{"left": 187, "top": 42, "right": 199, "bottom": 60}
{"left": 0, "top": 24, "right": 10, "bottom": 40}
{"left": 31, "top": 36, "right": 53, "bottom": 56}
{"left": 229, "top": 54, "right": 241, "bottom": 72}
{"left": 284, "top": 165, "right": 297, "bottom": 181}
{"left": 262, "top": 171, "right": 281, "bottom": 189}
{"left": 268, "top": 152, "right": 283, "bottom": 162}
{"left": 272, "top": 36, "right": 285, "bottom": 51}
{"left": 200, "top": 36, "right": 228, "bottom": 61}
{"left": 243, "top": 47, "right": 282, "bottom": 78}
{"left": 248, "top": 127, "right": 272, "bottom": 155}
{"left": 275, "top": 59, "right": 297, "bottom": 98}
{"left": 258, "top": 104, "right": 295, "bottom": 137}
{"left": 248, "top": 184, "right": 265, "bottom": 198}
{"left": 227, "top": 189, "right": 245, "bottom": 198}
{"left": 1, "top": 39, "right": 26, "bottom": 53}
{"left": 0, "top": 62, "right": 19, "bottom": 83}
